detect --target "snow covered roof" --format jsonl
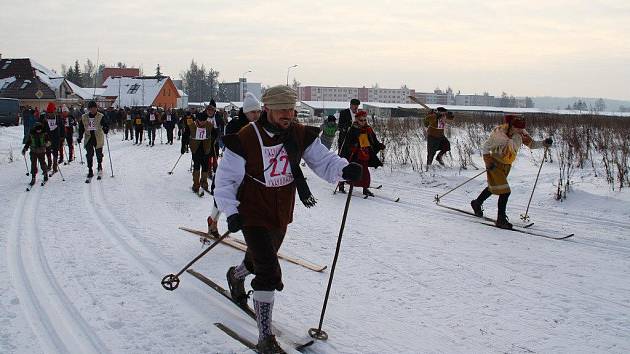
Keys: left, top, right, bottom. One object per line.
{"left": 0, "top": 76, "right": 16, "bottom": 90}
{"left": 177, "top": 89, "right": 187, "bottom": 97}
{"left": 102, "top": 77, "right": 170, "bottom": 107}
{"left": 300, "top": 101, "right": 357, "bottom": 110}
{"left": 360, "top": 102, "right": 630, "bottom": 117}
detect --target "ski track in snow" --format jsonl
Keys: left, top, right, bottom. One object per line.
{"left": 7, "top": 186, "right": 108, "bottom": 353}
{"left": 2, "top": 126, "right": 630, "bottom": 353}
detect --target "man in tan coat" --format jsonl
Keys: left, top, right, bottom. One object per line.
{"left": 78, "top": 101, "right": 109, "bottom": 180}
{"left": 181, "top": 109, "right": 215, "bottom": 194}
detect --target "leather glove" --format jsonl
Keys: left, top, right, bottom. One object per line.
{"left": 342, "top": 162, "right": 363, "bottom": 182}
{"left": 486, "top": 161, "right": 496, "bottom": 171}
{"left": 21, "top": 148, "right": 27, "bottom": 156}
{"left": 227, "top": 214, "right": 243, "bottom": 233}
{"left": 103, "top": 126, "right": 109, "bottom": 135}
{"left": 544, "top": 137, "right": 553, "bottom": 147}
{"left": 77, "top": 138, "right": 82, "bottom": 144}
{"left": 379, "top": 143, "right": 386, "bottom": 150}
{"left": 181, "top": 144, "right": 187, "bottom": 155}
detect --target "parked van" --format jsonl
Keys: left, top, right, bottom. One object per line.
{"left": 0, "top": 98, "right": 20, "bottom": 126}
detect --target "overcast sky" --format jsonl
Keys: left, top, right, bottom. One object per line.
{"left": 1, "top": 0, "right": 629, "bottom": 99}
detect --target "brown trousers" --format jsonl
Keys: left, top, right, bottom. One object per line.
{"left": 30, "top": 151, "right": 47, "bottom": 176}
{"left": 242, "top": 226, "right": 287, "bottom": 292}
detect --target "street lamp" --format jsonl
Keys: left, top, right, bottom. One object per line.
{"left": 241, "top": 70, "right": 252, "bottom": 101}
{"left": 286, "top": 64, "right": 298, "bottom": 86}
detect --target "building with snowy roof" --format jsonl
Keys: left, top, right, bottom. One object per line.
{"left": 0, "top": 57, "right": 86, "bottom": 109}
{"left": 102, "top": 76, "right": 180, "bottom": 109}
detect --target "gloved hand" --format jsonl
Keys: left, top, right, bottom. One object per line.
{"left": 21, "top": 148, "right": 27, "bottom": 156}
{"left": 379, "top": 143, "right": 386, "bottom": 150}
{"left": 342, "top": 162, "right": 363, "bottom": 182}
{"left": 486, "top": 161, "right": 496, "bottom": 171}
{"left": 103, "top": 126, "right": 109, "bottom": 135}
{"left": 77, "top": 138, "right": 82, "bottom": 144}
{"left": 544, "top": 137, "right": 553, "bottom": 147}
{"left": 227, "top": 214, "right": 243, "bottom": 233}
{"left": 181, "top": 144, "right": 187, "bottom": 154}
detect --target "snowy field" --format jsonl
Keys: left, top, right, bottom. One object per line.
{"left": 1, "top": 125, "right": 629, "bottom": 353}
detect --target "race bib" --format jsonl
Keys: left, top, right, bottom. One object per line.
{"left": 47, "top": 119, "right": 57, "bottom": 130}
{"left": 251, "top": 123, "right": 293, "bottom": 187}
{"left": 166, "top": 115, "right": 172, "bottom": 122}
{"left": 194, "top": 127, "right": 206, "bottom": 140}
{"left": 87, "top": 118, "right": 96, "bottom": 131}
{"left": 186, "top": 118, "right": 193, "bottom": 125}
{"left": 263, "top": 144, "right": 293, "bottom": 187}
{"left": 127, "top": 114, "right": 132, "bottom": 121}
{"left": 149, "top": 114, "right": 155, "bottom": 121}
{"left": 135, "top": 118, "right": 142, "bottom": 125}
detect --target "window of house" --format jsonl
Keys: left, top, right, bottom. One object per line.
{"left": 1, "top": 61, "right": 11, "bottom": 70}
{"left": 127, "top": 84, "right": 140, "bottom": 94}
{"left": 1, "top": 81, "right": 10, "bottom": 90}
{"left": 19, "top": 80, "right": 31, "bottom": 89}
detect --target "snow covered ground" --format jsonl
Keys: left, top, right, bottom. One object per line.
{"left": 1, "top": 125, "right": 629, "bottom": 353}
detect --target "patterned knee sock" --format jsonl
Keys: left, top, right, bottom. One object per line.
{"left": 253, "top": 290, "right": 274, "bottom": 342}
{"left": 234, "top": 261, "right": 250, "bottom": 280}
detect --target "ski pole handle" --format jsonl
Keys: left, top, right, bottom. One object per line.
{"left": 161, "top": 231, "right": 230, "bottom": 291}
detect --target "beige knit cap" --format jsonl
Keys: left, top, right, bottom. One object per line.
{"left": 261, "top": 85, "right": 297, "bottom": 110}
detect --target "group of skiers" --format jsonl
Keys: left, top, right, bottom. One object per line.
{"left": 18, "top": 87, "right": 553, "bottom": 353}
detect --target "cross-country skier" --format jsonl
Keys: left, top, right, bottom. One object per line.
{"left": 215, "top": 85, "right": 362, "bottom": 353}
{"left": 336, "top": 98, "right": 360, "bottom": 192}
{"left": 147, "top": 108, "right": 159, "bottom": 146}
{"left": 133, "top": 109, "right": 144, "bottom": 145}
{"left": 124, "top": 108, "right": 133, "bottom": 141}
{"left": 163, "top": 108, "right": 177, "bottom": 144}
{"left": 339, "top": 110, "right": 385, "bottom": 196}
{"left": 22, "top": 122, "right": 50, "bottom": 186}
{"left": 319, "top": 115, "right": 338, "bottom": 150}
{"left": 470, "top": 114, "right": 552, "bottom": 229}
{"left": 182, "top": 109, "right": 215, "bottom": 194}
{"left": 78, "top": 101, "right": 110, "bottom": 180}
{"left": 42, "top": 102, "right": 64, "bottom": 174}
{"left": 425, "top": 107, "right": 454, "bottom": 169}
{"left": 58, "top": 105, "right": 76, "bottom": 163}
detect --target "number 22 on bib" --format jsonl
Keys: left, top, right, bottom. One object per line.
{"left": 252, "top": 123, "right": 293, "bottom": 187}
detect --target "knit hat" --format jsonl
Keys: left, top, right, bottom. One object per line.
{"left": 242, "top": 92, "right": 261, "bottom": 113}
{"left": 261, "top": 85, "right": 297, "bottom": 110}
{"left": 350, "top": 98, "right": 360, "bottom": 106}
{"left": 355, "top": 110, "right": 368, "bottom": 118}
{"left": 504, "top": 114, "right": 526, "bottom": 129}
{"left": 46, "top": 102, "right": 56, "bottom": 113}
{"left": 209, "top": 99, "right": 217, "bottom": 108}
{"left": 87, "top": 100, "right": 97, "bottom": 108}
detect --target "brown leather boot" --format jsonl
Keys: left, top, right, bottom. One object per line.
{"left": 201, "top": 171, "right": 209, "bottom": 192}
{"left": 192, "top": 170, "right": 200, "bottom": 192}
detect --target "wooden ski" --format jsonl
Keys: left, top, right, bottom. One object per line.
{"left": 178, "top": 227, "right": 327, "bottom": 273}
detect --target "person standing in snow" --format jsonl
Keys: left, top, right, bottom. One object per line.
{"left": 336, "top": 98, "right": 360, "bottom": 192}
{"left": 470, "top": 114, "right": 552, "bottom": 229}
{"left": 425, "top": 107, "right": 454, "bottom": 170}
{"left": 59, "top": 104, "right": 76, "bottom": 163}
{"left": 339, "top": 110, "right": 385, "bottom": 197}
{"left": 124, "top": 108, "right": 133, "bottom": 141}
{"left": 319, "top": 115, "right": 338, "bottom": 150}
{"left": 208, "top": 93, "right": 263, "bottom": 237}
{"left": 146, "top": 108, "right": 159, "bottom": 146}
{"left": 182, "top": 108, "right": 215, "bottom": 194}
{"left": 163, "top": 108, "right": 177, "bottom": 145}
{"left": 133, "top": 109, "right": 144, "bottom": 145}
{"left": 78, "top": 101, "right": 110, "bottom": 179}
{"left": 215, "top": 85, "right": 362, "bottom": 353}
{"left": 42, "top": 102, "right": 64, "bottom": 174}
{"left": 22, "top": 122, "right": 50, "bottom": 186}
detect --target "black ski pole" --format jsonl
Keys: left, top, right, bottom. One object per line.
{"left": 309, "top": 184, "right": 355, "bottom": 341}
{"left": 189, "top": 158, "right": 193, "bottom": 172}
{"left": 521, "top": 147, "right": 548, "bottom": 222}
{"left": 168, "top": 153, "right": 184, "bottom": 175}
{"left": 433, "top": 169, "right": 487, "bottom": 203}
{"left": 23, "top": 154, "right": 30, "bottom": 176}
{"left": 161, "top": 231, "right": 230, "bottom": 291}
{"left": 105, "top": 133, "right": 114, "bottom": 177}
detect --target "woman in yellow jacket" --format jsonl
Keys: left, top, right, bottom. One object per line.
{"left": 470, "top": 114, "right": 552, "bottom": 229}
